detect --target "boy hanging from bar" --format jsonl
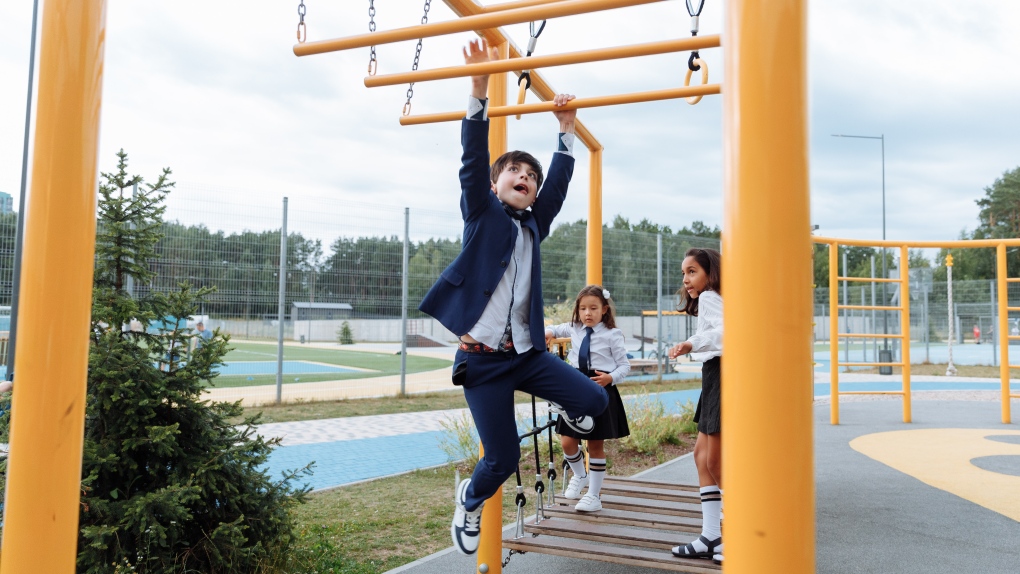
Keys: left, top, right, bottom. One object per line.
{"left": 418, "top": 39, "right": 609, "bottom": 556}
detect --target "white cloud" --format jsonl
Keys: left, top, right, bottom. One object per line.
{"left": 0, "top": 0, "right": 1017, "bottom": 246}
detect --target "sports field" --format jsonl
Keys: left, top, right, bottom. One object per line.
{"left": 210, "top": 342, "right": 452, "bottom": 388}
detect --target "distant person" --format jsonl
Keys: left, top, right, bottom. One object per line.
{"left": 417, "top": 39, "right": 608, "bottom": 557}
{"left": 668, "top": 248, "right": 724, "bottom": 565}
{"left": 545, "top": 285, "right": 631, "bottom": 513}
{"left": 973, "top": 324, "right": 981, "bottom": 344}
{"left": 195, "top": 321, "right": 213, "bottom": 348}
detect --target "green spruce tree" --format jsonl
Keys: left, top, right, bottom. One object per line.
{"left": 79, "top": 150, "right": 309, "bottom": 573}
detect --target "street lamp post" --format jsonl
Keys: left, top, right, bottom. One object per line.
{"left": 832, "top": 133, "right": 889, "bottom": 354}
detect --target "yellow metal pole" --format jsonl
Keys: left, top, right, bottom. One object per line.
{"left": 900, "top": 245, "right": 912, "bottom": 423}
{"left": 587, "top": 147, "right": 603, "bottom": 285}
{"left": 724, "top": 1, "right": 813, "bottom": 573}
{"left": 365, "top": 36, "right": 722, "bottom": 87}
{"left": 830, "top": 242, "right": 840, "bottom": 425}
{"left": 294, "top": 0, "right": 664, "bottom": 55}
{"left": 477, "top": 41, "right": 508, "bottom": 574}
{"left": 400, "top": 84, "right": 721, "bottom": 125}
{"left": 479, "top": 0, "right": 568, "bottom": 13}
{"left": 997, "top": 243, "right": 1011, "bottom": 423}
{"left": 0, "top": 1, "right": 107, "bottom": 572}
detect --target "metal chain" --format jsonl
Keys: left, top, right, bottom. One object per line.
{"left": 403, "top": 0, "right": 432, "bottom": 115}
{"left": 502, "top": 548, "right": 527, "bottom": 567}
{"left": 296, "top": 0, "right": 307, "bottom": 43}
{"left": 368, "top": 0, "right": 377, "bottom": 75}
{"left": 686, "top": 0, "right": 705, "bottom": 71}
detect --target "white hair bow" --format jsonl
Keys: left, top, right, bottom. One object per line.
{"left": 603, "top": 289, "right": 611, "bottom": 300}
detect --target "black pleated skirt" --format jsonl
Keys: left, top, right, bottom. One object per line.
{"left": 556, "top": 370, "right": 630, "bottom": 440}
{"left": 694, "top": 356, "right": 721, "bottom": 435}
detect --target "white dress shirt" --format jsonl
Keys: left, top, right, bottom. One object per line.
{"left": 687, "top": 290, "right": 722, "bottom": 362}
{"left": 467, "top": 217, "right": 535, "bottom": 352}
{"left": 546, "top": 321, "right": 631, "bottom": 385}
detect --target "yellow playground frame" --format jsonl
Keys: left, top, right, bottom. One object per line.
{"left": 4, "top": 0, "right": 813, "bottom": 572}
{"left": 817, "top": 236, "right": 1020, "bottom": 427}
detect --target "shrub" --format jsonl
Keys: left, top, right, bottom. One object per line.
{"left": 620, "top": 393, "right": 695, "bottom": 455}
{"left": 337, "top": 321, "right": 354, "bottom": 345}
{"left": 438, "top": 411, "right": 480, "bottom": 468}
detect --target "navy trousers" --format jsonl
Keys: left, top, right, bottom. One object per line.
{"left": 457, "top": 347, "right": 609, "bottom": 511}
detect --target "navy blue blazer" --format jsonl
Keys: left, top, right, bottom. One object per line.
{"left": 419, "top": 119, "right": 574, "bottom": 346}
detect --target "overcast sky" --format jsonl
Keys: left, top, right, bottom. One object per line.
{"left": 1, "top": 1, "right": 1018, "bottom": 247}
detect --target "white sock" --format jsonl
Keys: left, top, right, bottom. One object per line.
{"left": 564, "top": 448, "right": 587, "bottom": 478}
{"left": 700, "top": 485, "right": 722, "bottom": 540}
{"left": 587, "top": 458, "right": 606, "bottom": 496}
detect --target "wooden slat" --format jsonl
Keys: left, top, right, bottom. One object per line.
{"left": 603, "top": 476, "right": 700, "bottom": 492}
{"left": 544, "top": 505, "right": 702, "bottom": 532}
{"left": 600, "top": 483, "right": 702, "bottom": 503}
{"left": 525, "top": 516, "right": 687, "bottom": 549}
{"left": 503, "top": 535, "right": 721, "bottom": 573}
{"left": 564, "top": 494, "right": 702, "bottom": 518}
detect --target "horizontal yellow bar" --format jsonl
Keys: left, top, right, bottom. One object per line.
{"left": 366, "top": 35, "right": 721, "bottom": 87}
{"left": 1008, "top": 336, "right": 1020, "bottom": 341}
{"left": 1008, "top": 365, "right": 1020, "bottom": 370}
{"left": 399, "top": 84, "right": 721, "bottom": 125}
{"left": 837, "top": 304, "right": 902, "bottom": 311}
{"left": 838, "top": 333, "right": 903, "bottom": 339}
{"left": 814, "top": 236, "right": 1020, "bottom": 249}
{"left": 838, "top": 362, "right": 903, "bottom": 367}
{"left": 480, "top": 0, "right": 567, "bottom": 13}
{"left": 294, "top": 0, "right": 664, "bottom": 56}
{"left": 1007, "top": 307, "right": 1020, "bottom": 312}
{"left": 1007, "top": 278, "right": 1020, "bottom": 283}
{"left": 837, "top": 276, "right": 900, "bottom": 283}
{"left": 839, "top": 391, "right": 905, "bottom": 396}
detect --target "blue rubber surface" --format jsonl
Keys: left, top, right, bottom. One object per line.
{"left": 216, "top": 360, "right": 358, "bottom": 376}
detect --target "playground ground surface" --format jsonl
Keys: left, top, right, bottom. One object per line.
{"left": 381, "top": 398, "right": 1020, "bottom": 574}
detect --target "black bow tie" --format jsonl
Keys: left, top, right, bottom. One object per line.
{"left": 503, "top": 204, "right": 532, "bottom": 221}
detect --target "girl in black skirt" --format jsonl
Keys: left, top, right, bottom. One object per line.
{"left": 544, "top": 285, "right": 631, "bottom": 513}
{"left": 668, "top": 248, "right": 724, "bottom": 563}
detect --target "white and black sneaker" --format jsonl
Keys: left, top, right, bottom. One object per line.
{"left": 563, "top": 473, "right": 588, "bottom": 499}
{"left": 451, "top": 478, "right": 484, "bottom": 555}
{"left": 547, "top": 401, "right": 594, "bottom": 434}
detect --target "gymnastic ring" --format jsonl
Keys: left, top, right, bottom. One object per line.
{"left": 683, "top": 58, "right": 709, "bottom": 105}
{"left": 515, "top": 80, "right": 528, "bottom": 120}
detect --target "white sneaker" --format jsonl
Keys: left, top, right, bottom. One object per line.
{"left": 451, "top": 478, "right": 484, "bottom": 555}
{"left": 575, "top": 492, "right": 602, "bottom": 512}
{"left": 547, "top": 401, "right": 594, "bottom": 434}
{"left": 564, "top": 473, "right": 588, "bottom": 499}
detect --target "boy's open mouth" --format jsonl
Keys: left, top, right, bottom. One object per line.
{"left": 514, "top": 184, "right": 528, "bottom": 193}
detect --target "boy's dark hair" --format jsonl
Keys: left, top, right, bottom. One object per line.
{"left": 572, "top": 284, "right": 616, "bottom": 329}
{"left": 491, "top": 150, "right": 544, "bottom": 190}
{"left": 676, "top": 248, "right": 721, "bottom": 316}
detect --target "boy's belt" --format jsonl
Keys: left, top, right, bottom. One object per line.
{"left": 459, "top": 336, "right": 514, "bottom": 354}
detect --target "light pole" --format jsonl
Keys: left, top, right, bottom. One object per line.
{"left": 832, "top": 133, "right": 889, "bottom": 353}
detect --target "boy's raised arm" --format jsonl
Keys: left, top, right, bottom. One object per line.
{"left": 459, "top": 39, "right": 500, "bottom": 219}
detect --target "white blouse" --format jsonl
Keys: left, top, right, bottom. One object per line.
{"left": 686, "top": 290, "right": 722, "bottom": 362}
{"left": 545, "top": 321, "right": 631, "bottom": 385}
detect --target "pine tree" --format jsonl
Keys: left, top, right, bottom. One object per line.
{"left": 78, "top": 150, "right": 309, "bottom": 573}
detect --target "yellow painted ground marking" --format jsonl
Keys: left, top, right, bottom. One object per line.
{"left": 850, "top": 429, "right": 1020, "bottom": 522}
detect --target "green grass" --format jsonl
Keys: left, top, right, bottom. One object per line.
{"left": 211, "top": 342, "right": 452, "bottom": 388}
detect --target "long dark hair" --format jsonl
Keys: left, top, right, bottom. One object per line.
{"left": 571, "top": 284, "right": 616, "bottom": 329}
{"left": 676, "top": 248, "right": 721, "bottom": 316}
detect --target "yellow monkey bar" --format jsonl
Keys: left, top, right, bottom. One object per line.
{"left": 399, "top": 84, "right": 722, "bottom": 125}
{"left": 293, "top": 0, "right": 665, "bottom": 56}
{"left": 365, "top": 35, "right": 721, "bottom": 87}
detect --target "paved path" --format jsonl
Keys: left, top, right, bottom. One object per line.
{"left": 258, "top": 372, "right": 1020, "bottom": 492}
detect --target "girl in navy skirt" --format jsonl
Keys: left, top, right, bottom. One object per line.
{"left": 668, "top": 248, "right": 724, "bottom": 563}
{"left": 545, "top": 285, "right": 631, "bottom": 513}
